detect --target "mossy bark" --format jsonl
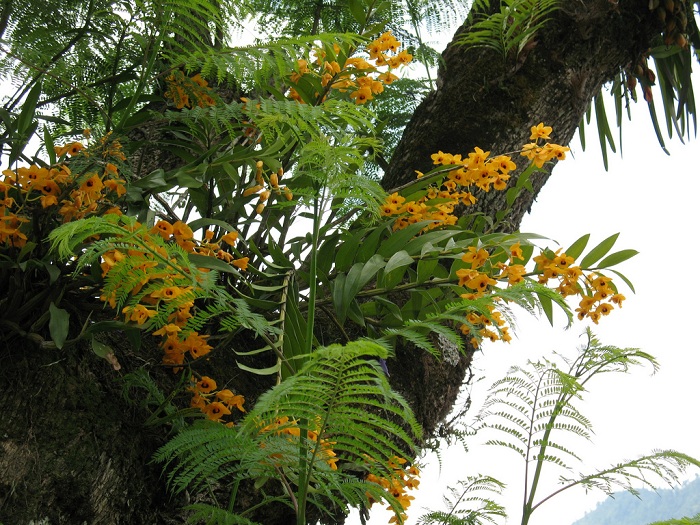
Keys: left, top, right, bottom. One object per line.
{"left": 0, "top": 340, "right": 177, "bottom": 524}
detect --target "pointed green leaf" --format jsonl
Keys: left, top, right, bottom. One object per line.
{"left": 348, "top": 0, "right": 367, "bottom": 25}
{"left": 579, "top": 233, "right": 620, "bottom": 269}
{"left": 132, "top": 169, "right": 169, "bottom": 190}
{"left": 188, "top": 253, "right": 239, "bottom": 274}
{"left": 597, "top": 249, "right": 638, "bottom": 268}
{"left": 377, "top": 221, "right": 432, "bottom": 258}
{"left": 91, "top": 337, "right": 113, "bottom": 358}
{"left": 384, "top": 251, "right": 414, "bottom": 275}
{"left": 564, "top": 234, "right": 590, "bottom": 260}
{"left": 608, "top": 268, "right": 636, "bottom": 294}
{"left": 647, "top": 97, "right": 670, "bottom": 154}
{"left": 416, "top": 257, "right": 439, "bottom": 284}
{"left": 17, "top": 80, "right": 42, "bottom": 135}
{"left": 237, "top": 362, "right": 281, "bottom": 375}
{"left": 334, "top": 254, "right": 385, "bottom": 324}
{"left": 49, "top": 302, "right": 70, "bottom": 349}
{"left": 43, "top": 126, "right": 57, "bottom": 165}
{"left": 537, "top": 292, "right": 554, "bottom": 326}
{"left": 188, "top": 217, "right": 238, "bottom": 233}
{"left": 335, "top": 230, "right": 364, "bottom": 272}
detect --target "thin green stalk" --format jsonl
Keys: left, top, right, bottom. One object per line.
{"left": 297, "top": 185, "right": 323, "bottom": 525}
{"left": 521, "top": 370, "right": 547, "bottom": 525}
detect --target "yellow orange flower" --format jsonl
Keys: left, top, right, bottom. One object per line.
{"left": 195, "top": 376, "right": 217, "bottom": 393}
{"left": 221, "top": 231, "right": 239, "bottom": 245}
{"left": 203, "top": 401, "right": 231, "bottom": 421}
{"left": 349, "top": 86, "right": 373, "bottom": 104}
{"left": 152, "top": 220, "right": 173, "bottom": 239}
{"left": 217, "top": 390, "right": 246, "bottom": 412}
{"left": 530, "top": 122, "right": 552, "bottom": 140}
{"left": 184, "top": 333, "right": 212, "bottom": 359}
{"left": 233, "top": 257, "right": 249, "bottom": 271}
{"left": 122, "top": 304, "right": 157, "bottom": 324}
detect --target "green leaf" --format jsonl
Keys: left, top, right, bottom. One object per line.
{"left": 188, "top": 217, "right": 237, "bottom": 233}
{"left": 348, "top": 0, "right": 367, "bottom": 25}
{"left": 132, "top": 169, "right": 169, "bottom": 190}
{"left": 334, "top": 254, "right": 386, "bottom": 324}
{"left": 356, "top": 222, "right": 390, "bottom": 263}
{"left": 597, "top": 249, "right": 638, "bottom": 268}
{"left": 174, "top": 167, "right": 205, "bottom": 188}
{"left": 402, "top": 228, "right": 461, "bottom": 256}
{"left": 49, "top": 302, "right": 70, "bottom": 349}
{"left": 377, "top": 221, "right": 432, "bottom": 258}
{"left": 188, "top": 254, "right": 239, "bottom": 274}
{"left": 579, "top": 233, "right": 620, "bottom": 269}
{"left": 416, "top": 257, "right": 439, "bottom": 284}
{"left": 335, "top": 230, "right": 364, "bottom": 272}
{"left": 381, "top": 254, "right": 414, "bottom": 290}
{"left": 9, "top": 81, "right": 42, "bottom": 164}
{"left": 17, "top": 80, "right": 42, "bottom": 135}
{"left": 237, "top": 361, "right": 281, "bottom": 375}
{"left": 91, "top": 337, "right": 113, "bottom": 358}
{"left": 608, "top": 268, "right": 636, "bottom": 293}
{"left": 43, "top": 126, "right": 57, "bottom": 165}
{"left": 594, "top": 91, "right": 616, "bottom": 171}
{"left": 384, "top": 251, "right": 414, "bottom": 275}
{"left": 564, "top": 234, "right": 590, "bottom": 260}
{"left": 537, "top": 292, "right": 554, "bottom": 326}
{"left": 42, "top": 261, "right": 61, "bottom": 284}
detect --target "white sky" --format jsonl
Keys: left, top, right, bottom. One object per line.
{"left": 349, "top": 68, "right": 700, "bottom": 525}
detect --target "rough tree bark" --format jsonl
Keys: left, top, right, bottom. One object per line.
{"left": 0, "top": 1, "right": 670, "bottom": 523}
{"left": 384, "top": 0, "right": 661, "bottom": 229}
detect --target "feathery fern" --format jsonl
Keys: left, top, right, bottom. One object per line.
{"left": 468, "top": 328, "right": 700, "bottom": 524}
{"left": 456, "top": 0, "right": 560, "bottom": 62}
{"left": 155, "top": 339, "right": 422, "bottom": 523}
{"left": 418, "top": 476, "right": 507, "bottom": 525}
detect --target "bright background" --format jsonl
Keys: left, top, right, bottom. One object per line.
{"left": 350, "top": 67, "right": 700, "bottom": 525}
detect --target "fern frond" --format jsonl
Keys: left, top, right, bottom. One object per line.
{"left": 184, "top": 504, "right": 262, "bottom": 525}
{"left": 188, "top": 33, "right": 366, "bottom": 94}
{"left": 538, "top": 451, "right": 700, "bottom": 513}
{"left": 457, "top": 0, "right": 560, "bottom": 62}
{"left": 418, "top": 475, "right": 507, "bottom": 525}
{"left": 156, "top": 339, "right": 422, "bottom": 520}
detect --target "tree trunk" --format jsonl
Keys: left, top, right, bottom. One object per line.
{"left": 0, "top": 339, "right": 179, "bottom": 524}
{"left": 384, "top": 0, "right": 661, "bottom": 229}
{"left": 0, "top": 1, "right": 670, "bottom": 523}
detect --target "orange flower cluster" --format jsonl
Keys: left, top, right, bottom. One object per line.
{"left": 456, "top": 244, "right": 523, "bottom": 346}
{"left": 364, "top": 455, "right": 420, "bottom": 524}
{"left": 99, "top": 218, "right": 253, "bottom": 420}
{"left": 381, "top": 145, "right": 514, "bottom": 232}
{"left": 240, "top": 160, "right": 293, "bottom": 216}
{"left": 164, "top": 71, "right": 216, "bottom": 109}
{"left": 259, "top": 416, "right": 339, "bottom": 471}
{"left": 288, "top": 31, "right": 412, "bottom": 105}
{"left": 1, "top": 138, "right": 126, "bottom": 247}
{"left": 533, "top": 250, "right": 625, "bottom": 324}
{"left": 150, "top": 217, "right": 249, "bottom": 269}
{"left": 189, "top": 375, "right": 246, "bottom": 424}
{"left": 520, "top": 123, "right": 570, "bottom": 167}
{"left": 99, "top": 221, "right": 247, "bottom": 347}
{"left": 381, "top": 123, "right": 569, "bottom": 232}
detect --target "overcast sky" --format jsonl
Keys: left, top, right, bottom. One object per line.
{"left": 350, "top": 68, "right": 700, "bottom": 525}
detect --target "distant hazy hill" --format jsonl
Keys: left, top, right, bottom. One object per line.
{"left": 571, "top": 477, "right": 700, "bottom": 525}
